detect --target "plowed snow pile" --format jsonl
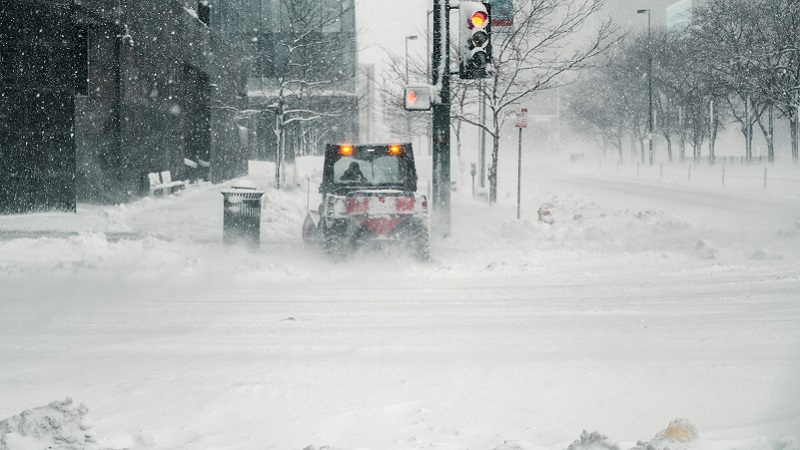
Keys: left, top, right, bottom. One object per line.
{"left": 1, "top": 158, "right": 799, "bottom": 450}
{"left": 0, "top": 399, "right": 118, "bottom": 450}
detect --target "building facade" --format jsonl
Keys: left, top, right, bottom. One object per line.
{"left": 247, "top": 0, "right": 359, "bottom": 159}
{"left": 0, "top": 0, "right": 256, "bottom": 213}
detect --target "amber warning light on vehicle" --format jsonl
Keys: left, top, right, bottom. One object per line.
{"left": 389, "top": 145, "right": 402, "bottom": 155}
{"left": 339, "top": 145, "right": 354, "bottom": 156}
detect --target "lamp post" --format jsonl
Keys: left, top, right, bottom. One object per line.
{"left": 427, "top": 10, "right": 433, "bottom": 79}
{"left": 404, "top": 35, "right": 418, "bottom": 147}
{"left": 405, "top": 35, "right": 418, "bottom": 82}
{"left": 427, "top": 11, "right": 434, "bottom": 156}
{"left": 638, "top": 9, "right": 654, "bottom": 165}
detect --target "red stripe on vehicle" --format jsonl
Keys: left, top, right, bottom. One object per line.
{"left": 395, "top": 196, "right": 414, "bottom": 212}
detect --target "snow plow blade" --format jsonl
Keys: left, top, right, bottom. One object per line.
{"left": 302, "top": 210, "right": 319, "bottom": 244}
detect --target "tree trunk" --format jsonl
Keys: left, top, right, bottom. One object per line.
{"left": 679, "top": 107, "right": 686, "bottom": 161}
{"left": 756, "top": 104, "right": 775, "bottom": 163}
{"left": 710, "top": 121, "right": 718, "bottom": 163}
{"left": 710, "top": 115, "right": 719, "bottom": 164}
{"left": 679, "top": 136, "right": 686, "bottom": 161}
{"left": 768, "top": 105, "right": 774, "bottom": 162}
{"left": 275, "top": 107, "right": 285, "bottom": 190}
{"left": 745, "top": 97, "right": 752, "bottom": 163}
{"left": 639, "top": 136, "right": 645, "bottom": 164}
{"left": 693, "top": 131, "right": 702, "bottom": 161}
{"left": 664, "top": 135, "right": 673, "bottom": 162}
{"left": 791, "top": 106, "right": 799, "bottom": 162}
{"left": 630, "top": 134, "right": 636, "bottom": 162}
{"left": 489, "top": 131, "right": 500, "bottom": 204}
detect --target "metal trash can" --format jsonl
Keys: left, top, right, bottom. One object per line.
{"left": 221, "top": 183, "right": 265, "bottom": 249}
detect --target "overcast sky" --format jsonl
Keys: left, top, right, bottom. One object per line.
{"left": 354, "top": 0, "right": 431, "bottom": 70}
{"left": 354, "top": 0, "right": 672, "bottom": 76}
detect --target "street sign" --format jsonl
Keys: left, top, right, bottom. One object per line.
{"left": 486, "top": 0, "right": 513, "bottom": 28}
{"left": 514, "top": 107, "right": 526, "bottom": 220}
{"left": 515, "top": 107, "right": 528, "bottom": 128}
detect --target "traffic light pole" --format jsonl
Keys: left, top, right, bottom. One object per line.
{"left": 479, "top": 79, "right": 486, "bottom": 189}
{"left": 431, "top": 0, "right": 451, "bottom": 237}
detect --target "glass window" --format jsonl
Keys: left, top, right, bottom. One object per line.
{"left": 322, "top": 0, "right": 341, "bottom": 32}
{"left": 333, "top": 155, "right": 406, "bottom": 185}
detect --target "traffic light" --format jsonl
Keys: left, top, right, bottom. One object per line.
{"left": 404, "top": 84, "right": 432, "bottom": 111}
{"left": 459, "top": 2, "right": 492, "bottom": 80}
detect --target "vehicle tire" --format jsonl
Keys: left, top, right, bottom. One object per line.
{"left": 409, "top": 220, "right": 430, "bottom": 261}
{"left": 322, "top": 220, "right": 350, "bottom": 258}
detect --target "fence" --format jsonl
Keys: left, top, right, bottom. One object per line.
{"left": 597, "top": 158, "right": 800, "bottom": 195}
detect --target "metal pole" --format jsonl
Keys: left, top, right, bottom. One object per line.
{"left": 638, "top": 9, "right": 653, "bottom": 166}
{"left": 745, "top": 95, "right": 751, "bottom": 162}
{"left": 426, "top": 11, "right": 432, "bottom": 78}
{"left": 405, "top": 36, "right": 411, "bottom": 143}
{"left": 516, "top": 127, "right": 522, "bottom": 220}
{"left": 556, "top": 87, "right": 561, "bottom": 152}
{"left": 712, "top": 97, "right": 717, "bottom": 162}
{"left": 647, "top": 11, "right": 654, "bottom": 166}
{"left": 427, "top": 10, "right": 433, "bottom": 156}
{"left": 470, "top": 163, "right": 476, "bottom": 198}
{"left": 405, "top": 35, "right": 417, "bottom": 144}
{"left": 404, "top": 35, "right": 418, "bottom": 82}
{"left": 116, "top": 0, "right": 127, "bottom": 185}
{"left": 431, "top": 0, "right": 451, "bottom": 237}
{"left": 405, "top": 38, "right": 410, "bottom": 81}
{"left": 679, "top": 105, "right": 685, "bottom": 160}
{"left": 479, "top": 79, "right": 486, "bottom": 188}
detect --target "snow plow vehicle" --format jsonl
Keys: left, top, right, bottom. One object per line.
{"left": 302, "top": 143, "right": 430, "bottom": 260}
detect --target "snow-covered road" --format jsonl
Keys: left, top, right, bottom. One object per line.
{"left": 1, "top": 157, "right": 799, "bottom": 450}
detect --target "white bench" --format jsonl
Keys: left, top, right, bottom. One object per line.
{"left": 148, "top": 170, "right": 186, "bottom": 197}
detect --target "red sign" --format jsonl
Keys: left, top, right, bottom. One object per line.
{"left": 515, "top": 107, "right": 528, "bottom": 128}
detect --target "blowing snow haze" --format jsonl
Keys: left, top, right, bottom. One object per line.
{"left": 1, "top": 0, "right": 800, "bottom": 449}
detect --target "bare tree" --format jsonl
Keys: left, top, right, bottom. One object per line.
{"left": 375, "top": 50, "right": 432, "bottom": 148}
{"left": 691, "top": 0, "right": 773, "bottom": 162}
{"left": 690, "top": 0, "right": 800, "bottom": 162}
{"left": 564, "top": 52, "right": 642, "bottom": 163}
{"left": 377, "top": 0, "right": 618, "bottom": 201}
{"left": 218, "top": 0, "right": 358, "bottom": 189}
{"left": 454, "top": 0, "right": 620, "bottom": 203}
{"left": 759, "top": 0, "right": 800, "bottom": 161}
{"left": 566, "top": 0, "right": 800, "bottom": 166}
{"left": 377, "top": 41, "right": 479, "bottom": 173}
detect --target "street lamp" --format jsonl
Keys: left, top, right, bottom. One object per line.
{"left": 405, "top": 35, "right": 418, "bottom": 82}
{"left": 638, "top": 9, "right": 654, "bottom": 165}
{"left": 404, "top": 35, "right": 419, "bottom": 145}
{"left": 427, "top": 10, "right": 433, "bottom": 81}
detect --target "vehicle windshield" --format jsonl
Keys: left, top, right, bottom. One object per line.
{"left": 333, "top": 156, "right": 407, "bottom": 186}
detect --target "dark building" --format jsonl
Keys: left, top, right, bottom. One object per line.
{"left": 0, "top": 0, "right": 257, "bottom": 214}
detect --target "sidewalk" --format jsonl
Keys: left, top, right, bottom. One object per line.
{"left": 0, "top": 180, "right": 227, "bottom": 243}
{"left": 0, "top": 162, "right": 314, "bottom": 246}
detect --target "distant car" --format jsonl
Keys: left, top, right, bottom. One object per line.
{"left": 302, "top": 143, "right": 430, "bottom": 260}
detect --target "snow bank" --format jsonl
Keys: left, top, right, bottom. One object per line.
{"left": 1, "top": 157, "right": 798, "bottom": 450}
{"left": 0, "top": 399, "right": 120, "bottom": 450}
{"left": 567, "top": 430, "right": 621, "bottom": 450}
{"left": 629, "top": 419, "right": 699, "bottom": 450}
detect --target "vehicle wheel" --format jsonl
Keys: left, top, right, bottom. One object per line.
{"left": 322, "top": 226, "right": 341, "bottom": 256}
{"left": 322, "top": 220, "right": 350, "bottom": 258}
{"left": 409, "top": 221, "right": 430, "bottom": 261}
